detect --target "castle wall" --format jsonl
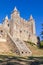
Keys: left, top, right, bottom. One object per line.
{"left": 0, "top": 7, "right": 37, "bottom": 44}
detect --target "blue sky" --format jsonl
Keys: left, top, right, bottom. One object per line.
{"left": 0, "top": 0, "right": 43, "bottom": 39}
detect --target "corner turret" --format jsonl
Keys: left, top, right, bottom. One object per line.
{"left": 30, "top": 15, "right": 33, "bottom": 20}
{"left": 11, "top": 6, "right": 20, "bottom": 19}
{"left": 30, "top": 15, "right": 36, "bottom": 35}
{"left": 14, "top": 6, "right": 18, "bottom": 12}
{"left": 5, "top": 16, "right": 8, "bottom": 20}
{"left": 3, "top": 15, "right": 9, "bottom": 31}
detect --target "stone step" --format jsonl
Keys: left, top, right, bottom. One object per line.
{"left": 3, "top": 29, "right": 32, "bottom": 56}
{"left": 7, "top": 32, "right": 32, "bottom": 56}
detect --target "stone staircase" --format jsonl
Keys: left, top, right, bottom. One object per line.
{"left": 7, "top": 34, "right": 20, "bottom": 55}
{"left": 7, "top": 32, "right": 32, "bottom": 56}
{"left": 13, "top": 38, "right": 32, "bottom": 56}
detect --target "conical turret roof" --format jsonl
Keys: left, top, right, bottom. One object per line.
{"left": 30, "top": 15, "right": 33, "bottom": 20}
{"left": 5, "top": 15, "right": 8, "bottom": 20}
{"left": 14, "top": 6, "right": 18, "bottom": 11}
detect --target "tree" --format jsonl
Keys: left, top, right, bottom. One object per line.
{"left": 40, "top": 23, "right": 43, "bottom": 48}
{"left": 41, "top": 23, "right": 43, "bottom": 41}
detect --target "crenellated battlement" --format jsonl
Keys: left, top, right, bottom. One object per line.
{"left": 0, "top": 7, "right": 37, "bottom": 44}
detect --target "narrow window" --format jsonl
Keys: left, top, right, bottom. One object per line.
{"left": 1, "top": 30, "right": 3, "bottom": 33}
{"left": 8, "top": 24, "right": 9, "bottom": 27}
{"left": 20, "top": 30, "right": 22, "bottom": 33}
{"left": 22, "top": 52, "right": 23, "bottom": 54}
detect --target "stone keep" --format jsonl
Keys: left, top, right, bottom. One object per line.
{"left": 10, "top": 7, "right": 37, "bottom": 44}
{"left": 0, "top": 7, "right": 37, "bottom": 44}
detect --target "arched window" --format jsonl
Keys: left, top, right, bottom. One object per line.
{"left": 0, "top": 30, "right": 3, "bottom": 38}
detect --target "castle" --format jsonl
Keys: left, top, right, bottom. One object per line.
{"left": 0, "top": 7, "right": 38, "bottom": 56}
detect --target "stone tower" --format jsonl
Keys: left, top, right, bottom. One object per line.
{"left": 3, "top": 16, "right": 9, "bottom": 32}
{"left": 30, "top": 15, "right": 36, "bottom": 35}
{"left": 10, "top": 7, "right": 20, "bottom": 38}
{"left": 9, "top": 7, "right": 37, "bottom": 44}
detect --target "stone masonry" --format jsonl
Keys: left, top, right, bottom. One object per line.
{"left": 0, "top": 7, "right": 38, "bottom": 56}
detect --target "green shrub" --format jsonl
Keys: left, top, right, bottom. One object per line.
{"left": 40, "top": 41, "right": 43, "bottom": 48}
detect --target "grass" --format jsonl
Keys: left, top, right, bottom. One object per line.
{"left": 24, "top": 41, "right": 35, "bottom": 46}
{"left": 25, "top": 41, "right": 43, "bottom": 56}
{"left": 40, "top": 40, "right": 43, "bottom": 46}
{"left": 0, "top": 52, "right": 18, "bottom": 60}
{"left": 39, "top": 40, "right": 43, "bottom": 48}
